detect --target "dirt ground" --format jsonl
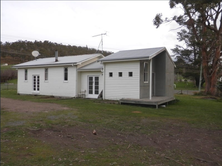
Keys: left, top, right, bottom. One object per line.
{"left": 1, "top": 98, "right": 69, "bottom": 112}
{"left": 1, "top": 97, "right": 222, "bottom": 165}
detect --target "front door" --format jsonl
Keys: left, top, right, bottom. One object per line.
{"left": 33, "top": 75, "right": 40, "bottom": 92}
{"left": 88, "top": 76, "right": 99, "bottom": 98}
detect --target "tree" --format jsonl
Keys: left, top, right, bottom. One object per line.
{"left": 172, "top": 28, "right": 204, "bottom": 87}
{"left": 153, "top": 0, "right": 222, "bottom": 96}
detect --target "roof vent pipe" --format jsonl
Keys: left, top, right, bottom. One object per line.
{"left": 55, "top": 50, "right": 58, "bottom": 62}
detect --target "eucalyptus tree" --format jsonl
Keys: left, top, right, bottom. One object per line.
{"left": 153, "top": 0, "right": 222, "bottom": 96}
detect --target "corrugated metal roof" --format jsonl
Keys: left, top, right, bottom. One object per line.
{"left": 100, "top": 47, "right": 166, "bottom": 62}
{"left": 13, "top": 54, "right": 102, "bottom": 68}
{"left": 78, "top": 61, "right": 103, "bottom": 71}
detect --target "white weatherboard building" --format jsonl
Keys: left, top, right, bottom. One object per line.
{"left": 13, "top": 47, "right": 175, "bottom": 108}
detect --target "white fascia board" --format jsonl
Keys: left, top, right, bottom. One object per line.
{"left": 13, "top": 63, "right": 77, "bottom": 69}
{"left": 148, "top": 47, "right": 176, "bottom": 68}
{"left": 148, "top": 47, "right": 166, "bottom": 59}
{"left": 100, "top": 57, "right": 149, "bottom": 63}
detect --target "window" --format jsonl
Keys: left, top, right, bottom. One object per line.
{"left": 45, "top": 68, "right": 48, "bottom": 81}
{"left": 64, "top": 67, "right": 68, "bottom": 81}
{"left": 144, "top": 62, "right": 149, "bottom": 83}
{"left": 25, "top": 69, "right": 28, "bottom": 80}
{"left": 128, "top": 72, "right": 133, "bottom": 77}
{"left": 118, "top": 72, "right": 122, "bottom": 77}
{"left": 109, "top": 72, "right": 113, "bottom": 77}
{"left": 33, "top": 75, "right": 40, "bottom": 92}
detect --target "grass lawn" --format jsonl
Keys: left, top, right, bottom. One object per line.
{"left": 175, "top": 81, "right": 201, "bottom": 90}
{"left": 1, "top": 65, "right": 14, "bottom": 71}
{"left": 1, "top": 90, "right": 222, "bottom": 166}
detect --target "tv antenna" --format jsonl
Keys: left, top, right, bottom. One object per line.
{"left": 32, "top": 50, "right": 40, "bottom": 60}
{"left": 92, "top": 32, "right": 107, "bottom": 53}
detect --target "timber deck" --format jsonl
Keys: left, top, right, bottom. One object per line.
{"left": 119, "top": 96, "right": 175, "bottom": 109}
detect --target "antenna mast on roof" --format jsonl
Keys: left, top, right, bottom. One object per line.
{"left": 92, "top": 32, "right": 107, "bottom": 53}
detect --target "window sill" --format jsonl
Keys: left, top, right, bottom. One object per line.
{"left": 63, "top": 81, "right": 68, "bottom": 83}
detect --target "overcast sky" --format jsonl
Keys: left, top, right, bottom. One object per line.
{"left": 1, "top": 1, "right": 183, "bottom": 55}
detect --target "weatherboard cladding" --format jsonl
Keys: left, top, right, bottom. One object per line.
{"left": 104, "top": 61, "right": 140, "bottom": 100}
{"left": 13, "top": 54, "right": 102, "bottom": 68}
{"left": 100, "top": 47, "right": 166, "bottom": 62}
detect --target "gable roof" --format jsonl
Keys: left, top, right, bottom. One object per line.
{"left": 100, "top": 47, "right": 170, "bottom": 62}
{"left": 78, "top": 61, "right": 103, "bottom": 71}
{"left": 13, "top": 53, "right": 103, "bottom": 68}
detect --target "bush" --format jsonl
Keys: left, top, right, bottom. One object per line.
{"left": 1, "top": 69, "right": 17, "bottom": 83}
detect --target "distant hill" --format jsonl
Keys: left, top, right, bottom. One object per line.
{"left": 0, "top": 40, "right": 113, "bottom": 65}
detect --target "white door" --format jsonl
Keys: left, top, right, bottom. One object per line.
{"left": 88, "top": 76, "right": 99, "bottom": 98}
{"left": 33, "top": 75, "right": 40, "bottom": 92}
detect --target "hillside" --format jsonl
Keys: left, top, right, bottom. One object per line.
{"left": 0, "top": 40, "right": 113, "bottom": 65}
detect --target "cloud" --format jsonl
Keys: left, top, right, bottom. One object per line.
{"left": 1, "top": 1, "right": 182, "bottom": 54}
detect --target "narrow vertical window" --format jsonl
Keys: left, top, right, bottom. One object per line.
{"left": 25, "top": 69, "right": 28, "bottom": 80}
{"left": 109, "top": 72, "right": 113, "bottom": 77}
{"left": 64, "top": 67, "right": 68, "bottom": 81}
{"left": 45, "top": 68, "right": 48, "bottom": 81}
{"left": 144, "top": 62, "right": 148, "bottom": 83}
{"left": 118, "top": 72, "right": 122, "bottom": 77}
{"left": 129, "top": 72, "right": 133, "bottom": 77}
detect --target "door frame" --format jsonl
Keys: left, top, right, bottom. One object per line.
{"left": 32, "top": 75, "right": 40, "bottom": 93}
{"left": 87, "top": 75, "right": 99, "bottom": 98}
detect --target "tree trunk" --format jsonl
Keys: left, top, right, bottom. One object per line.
{"left": 209, "top": 71, "right": 217, "bottom": 96}
{"left": 209, "top": 46, "right": 221, "bottom": 95}
{"left": 202, "top": 46, "right": 210, "bottom": 94}
{"left": 202, "top": 44, "right": 221, "bottom": 96}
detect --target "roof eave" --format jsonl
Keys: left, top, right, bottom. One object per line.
{"left": 100, "top": 57, "right": 151, "bottom": 63}
{"left": 13, "top": 62, "right": 78, "bottom": 69}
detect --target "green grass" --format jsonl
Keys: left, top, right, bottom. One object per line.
{"left": 1, "top": 65, "right": 14, "bottom": 71}
{"left": 1, "top": 82, "right": 17, "bottom": 90}
{"left": 1, "top": 89, "right": 222, "bottom": 165}
{"left": 2, "top": 90, "right": 221, "bottom": 129}
{"left": 175, "top": 81, "right": 200, "bottom": 90}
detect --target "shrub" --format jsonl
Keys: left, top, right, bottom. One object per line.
{"left": 1, "top": 69, "right": 17, "bottom": 83}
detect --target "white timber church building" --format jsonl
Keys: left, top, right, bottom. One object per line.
{"left": 13, "top": 47, "right": 175, "bottom": 107}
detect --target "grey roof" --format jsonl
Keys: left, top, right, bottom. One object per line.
{"left": 100, "top": 47, "right": 166, "bottom": 62}
{"left": 78, "top": 61, "right": 103, "bottom": 71}
{"left": 13, "top": 54, "right": 102, "bottom": 68}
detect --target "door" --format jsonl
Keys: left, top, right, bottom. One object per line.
{"left": 88, "top": 76, "right": 99, "bottom": 98}
{"left": 33, "top": 75, "right": 40, "bottom": 92}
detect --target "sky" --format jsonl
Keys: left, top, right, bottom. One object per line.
{"left": 1, "top": 1, "right": 184, "bottom": 55}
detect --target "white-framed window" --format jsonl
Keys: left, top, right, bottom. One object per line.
{"left": 128, "top": 72, "right": 133, "bottom": 77}
{"left": 33, "top": 75, "right": 40, "bottom": 92}
{"left": 144, "top": 62, "right": 149, "bottom": 83}
{"left": 109, "top": 72, "right": 113, "bottom": 77}
{"left": 118, "top": 72, "right": 122, "bottom": 77}
{"left": 24, "top": 69, "right": 28, "bottom": 81}
{"left": 45, "top": 68, "right": 48, "bottom": 81}
{"left": 64, "top": 67, "right": 68, "bottom": 81}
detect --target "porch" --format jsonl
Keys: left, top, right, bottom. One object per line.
{"left": 119, "top": 96, "right": 175, "bottom": 109}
